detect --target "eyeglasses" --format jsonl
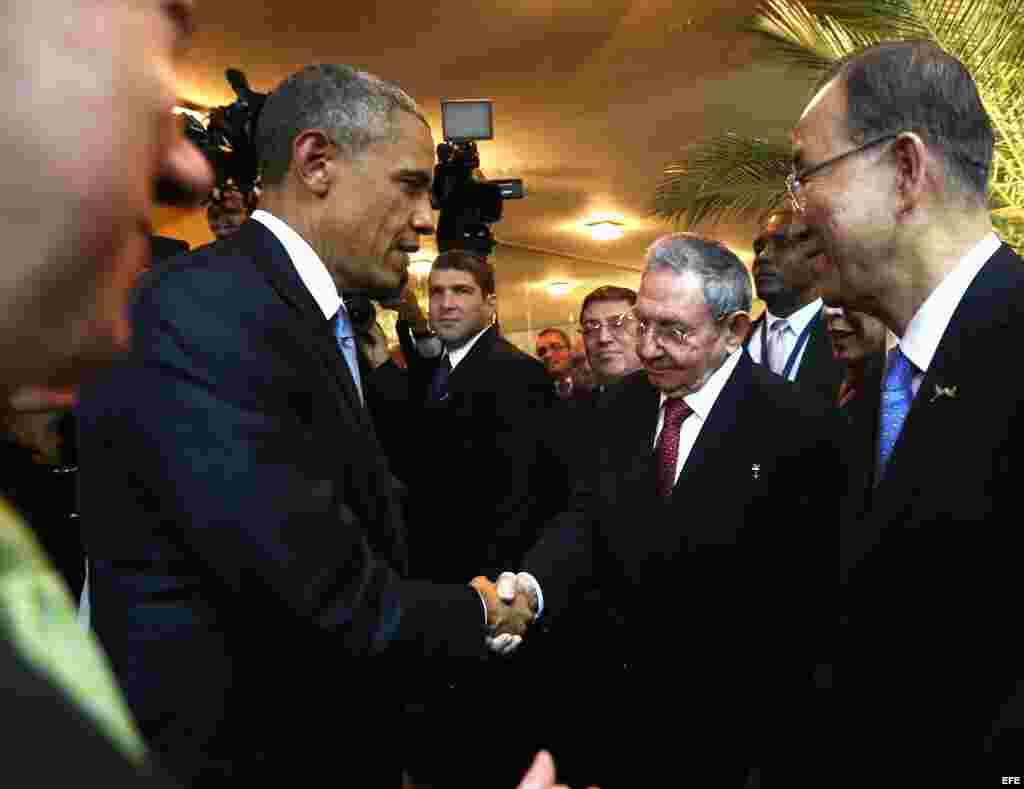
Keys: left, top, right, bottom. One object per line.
{"left": 631, "top": 309, "right": 730, "bottom": 349}
{"left": 579, "top": 310, "right": 637, "bottom": 338}
{"left": 786, "top": 133, "right": 900, "bottom": 212}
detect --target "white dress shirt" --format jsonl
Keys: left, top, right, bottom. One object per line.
{"left": 525, "top": 348, "right": 744, "bottom": 618}
{"left": 251, "top": 211, "right": 495, "bottom": 618}
{"left": 746, "top": 297, "right": 823, "bottom": 381}
{"left": 887, "top": 231, "right": 999, "bottom": 396}
{"left": 251, "top": 210, "right": 343, "bottom": 321}
{"left": 445, "top": 324, "right": 492, "bottom": 371}
{"left": 652, "top": 347, "right": 744, "bottom": 485}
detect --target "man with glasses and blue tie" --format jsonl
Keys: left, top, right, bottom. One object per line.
{"left": 791, "top": 41, "right": 1024, "bottom": 768}
{"left": 487, "top": 232, "right": 843, "bottom": 785}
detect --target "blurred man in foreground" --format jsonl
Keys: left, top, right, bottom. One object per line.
{"left": 0, "top": 0, "right": 211, "bottom": 781}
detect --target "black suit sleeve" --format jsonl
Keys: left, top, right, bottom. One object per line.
{"left": 521, "top": 394, "right": 608, "bottom": 622}
{"left": 105, "top": 273, "right": 485, "bottom": 661}
{"left": 0, "top": 641, "right": 181, "bottom": 787}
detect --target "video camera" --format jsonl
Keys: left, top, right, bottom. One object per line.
{"left": 180, "top": 69, "right": 267, "bottom": 201}
{"left": 431, "top": 99, "right": 524, "bottom": 258}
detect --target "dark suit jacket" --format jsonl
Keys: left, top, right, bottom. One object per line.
{"left": 0, "top": 638, "right": 180, "bottom": 787}
{"left": 398, "top": 325, "right": 567, "bottom": 582}
{"left": 77, "top": 220, "right": 486, "bottom": 785}
{"left": 148, "top": 235, "right": 189, "bottom": 265}
{"left": 840, "top": 243, "right": 1024, "bottom": 762}
{"left": 745, "top": 304, "right": 846, "bottom": 406}
{"left": 522, "top": 354, "right": 842, "bottom": 766}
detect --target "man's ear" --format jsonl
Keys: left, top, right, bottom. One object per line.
{"left": 725, "top": 311, "right": 752, "bottom": 348}
{"left": 485, "top": 292, "right": 497, "bottom": 319}
{"left": 291, "top": 129, "right": 335, "bottom": 196}
{"left": 892, "top": 132, "right": 928, "bottom": 216}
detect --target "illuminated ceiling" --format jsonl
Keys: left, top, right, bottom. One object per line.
{"left": 161, "top": 0, "right": 817, "bottom": 336}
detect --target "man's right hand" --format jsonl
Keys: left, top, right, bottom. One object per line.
{"left": 516, "top": 750, "right": 600, "bottom": 789}
{"left": 484, "top": 572, "right": 541, "bottom": 656}
{"left": 470, "top": 575, "right": 535, "bottom": 651}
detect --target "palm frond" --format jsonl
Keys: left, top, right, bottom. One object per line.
{"left": 745, "top": 0, "right": 866, "bottom": 73}
{"left": 915, "top": 0, "right": 1024, "bottom": 74}
{"left": 801, "top": 1, "right": 926, "bottom": 39}
{"left": 667, "top": 0, "right": 1024, "bottom": 252}
{"left": 654, "top": 134, "right": 792, "bottom": 228}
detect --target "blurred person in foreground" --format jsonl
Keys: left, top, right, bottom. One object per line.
{"left": 0, "top": 0, "right": 210, "bottom": 782}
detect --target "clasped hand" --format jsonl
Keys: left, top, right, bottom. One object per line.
{"left": 470, "top": 572, "right": 539, "bottom": 655}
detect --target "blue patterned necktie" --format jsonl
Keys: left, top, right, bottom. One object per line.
{"left": 428, "top": 353, "right": 452, "bottom": 402}
{"left": 877, "top": 345, "right": 916, "bottom": 481}
{"left": 333, "top": 307, "right": 364, "bottom": 405}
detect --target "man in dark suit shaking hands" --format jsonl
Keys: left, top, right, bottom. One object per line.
{"left": 77, "top": 64, "right": 531, "bottom": 787}
{"left": 791, "top": 40, "right": 1024, "bottom": 767}
{"left": 493, "top": 233, "right": 842, "bottom": 784}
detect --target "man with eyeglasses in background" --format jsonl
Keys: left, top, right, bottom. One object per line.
{"left": 577, "top": 286, "right": 642, "bottom": 397}
{"left": 745, "top": 209, "right": 844, "bottom": 406}
{"left": 486, "top": 233, "right": 843, "bottom": 786}
{"left": 535, "top": 328, "right": 576, "bottom": 398}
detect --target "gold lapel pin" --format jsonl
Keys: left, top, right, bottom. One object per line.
{"left": 751, "top": 463, "right": 761, "bottom": 481}
{"left": 930, "top": 384, "right": 959, "bottom": 404}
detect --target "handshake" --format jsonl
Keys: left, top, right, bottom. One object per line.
{"left": 470, "top": 571, "right": 542, "bottom": 656}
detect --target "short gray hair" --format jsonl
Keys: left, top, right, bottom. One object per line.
{"left": 256, "top": 64, "right": 428, "bottom": 186}
{"left": 643, "top": 233, "right": 752, "bottom": 317}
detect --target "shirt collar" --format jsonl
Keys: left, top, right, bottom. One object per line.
{"left": 766, "top": 297, "right": 822, "bottom": 335}
{"left": 446, "top": 324, "right": 492, "bottom": 371}
{"left": 899, "top": 231, "right": 999, "bottom": 374}
{"left": 251, "top": 209, "right": 343, "bottom": 321}
{"left": 659, "top": 346, "right": 743, "bottom": 422}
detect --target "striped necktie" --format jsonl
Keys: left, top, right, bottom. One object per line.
{"left": 877, "top": 345, "right": 916, "bottom": 482}
{"left": 332, "top": 306, "right": 364, "bottom": 405}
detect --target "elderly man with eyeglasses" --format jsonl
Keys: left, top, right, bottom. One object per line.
{"left": 791, "top": 40, "right": 1024, "bottom": 767}
{"left": 484, "top": 232, "right": 844, "bottom": 785}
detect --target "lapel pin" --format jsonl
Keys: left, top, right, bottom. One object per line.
{"left": 751, "top": 463, "right": 761, "bottom": 481}
{"left": 930, "top": 384, "right": 958, "bottom": 404}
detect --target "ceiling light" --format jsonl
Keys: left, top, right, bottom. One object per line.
{"left": 586, "top": 220, "right": 625, "bottom": 242}
{"left": 408, "top": 255, "right": 434, "bottom": 277}
{"left": 546, "top": 281, "right": 573, "bottom": 296}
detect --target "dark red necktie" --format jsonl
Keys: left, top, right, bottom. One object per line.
{"left": 655, "top": 397, "right": 693, "bottom": 498}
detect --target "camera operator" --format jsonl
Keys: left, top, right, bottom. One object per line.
{"left": 206, "top": 183, "right": 255, "bottom": 241}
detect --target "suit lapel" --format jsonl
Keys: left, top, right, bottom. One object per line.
{"left": 447, "top": 325, "right": 498, "bottom": 395}
{"left": 867, "top": 248, "right": 1012, "bottom": 522}
{"left": 743, "top": 314, "right": 766, "bottom": 365}
{"left": 797, "top": 310, "right": 844, "bottom": 392}
{"left": 674, "top": 352, "right": 751, "bottom": 489}
{"left": 235, "top": 221, "right": 373, "bottom": 433}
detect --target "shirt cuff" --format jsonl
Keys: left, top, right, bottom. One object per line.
{"left": 518, "top": 572, "right": 544, "bottom": 618}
